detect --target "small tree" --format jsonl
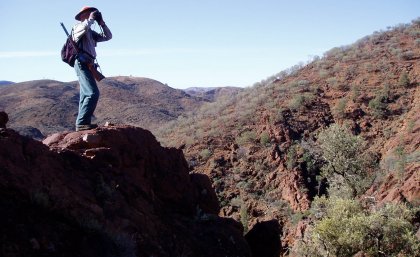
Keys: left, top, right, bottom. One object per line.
{"left": 286, "top": 144, "right": 298, "bottom": 170}
{"left": 288, "top": 93, "right": 315, "bottom": 112}
{"left": 333, "top": 98, "right": 348, "bottom": 119}
{"left": 199, "top": 148, "right": 212, "bottom": 161}
{"left": 351, "top": 85, "right": 361, "bottom": 102}
{"left": 260, "top": 131, "right": 271, "bottom": 146}
{"left": 369, "top": 94, "right": 387, "bottom": 119}
{"left": 236, "top": 131, "right": 257, "bottom": 145}
{"left": 317, "top": 124, "right": 373, "bottom": 197}
{"left": 398, "top": 71, "right": 410, "bottom": 88}
{"left": 289, "top": 95, "right": 306, "bottom": 111}
{"left": 394, "top": 144, "right": 407, "bottom": 181}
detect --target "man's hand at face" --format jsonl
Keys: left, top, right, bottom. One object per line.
{"left": 89, "top": 10, "right": 99, "bottom": 21}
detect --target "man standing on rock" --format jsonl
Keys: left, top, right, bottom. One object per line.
{"left": 72, "top": 7, "right": 112, "bottom": 131}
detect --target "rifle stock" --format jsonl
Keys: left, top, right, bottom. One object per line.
{"left": 87, "top": 63, "right": 105, "bottom": 82}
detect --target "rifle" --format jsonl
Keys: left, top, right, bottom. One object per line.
{"left": 60, "top": 22, "right": 105, "bottom": 82}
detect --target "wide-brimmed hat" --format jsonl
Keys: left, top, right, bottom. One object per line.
{"left": 75, "top": 6, "right": 98, "bottom": 21}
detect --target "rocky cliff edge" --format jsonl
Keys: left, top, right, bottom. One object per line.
{"left": 0, "top": 116, "right": 251, "bottom": 257}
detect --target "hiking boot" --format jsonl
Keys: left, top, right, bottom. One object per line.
{"left": 76, "top": 124, "right": 98, "bottom": 131}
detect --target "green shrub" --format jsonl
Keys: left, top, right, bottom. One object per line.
{"left": 289, "top": 95, "right": 305, "bottom": 111}
{"left": 260, "top": 131, "right": 271, "bottom": 146}
{"left": 333, "top": 98, "right": 348, "bottom": 119}
{"left": 230, "top": 196, "right": 243, "bottom": 207}
{"left": 368, "top": 94, "right": 387, "bottom": 119}
{"left": 236, "top": 131, "right": 257, "bottom": 145}
{"left": 394, "top": 144, "right": 407, "bottom": 180}
{"left": 286, "top": 144, "right": 298, "bottom": 170}
{"left": 351, "top": 85, "right": 361, "bottom": 102}
{"left": 240, "top": 203, "right": 249, "bottom": 234}
{"left": 398, "top": 71, "right": 410, "bottom": 88}
{"left": 253, "top": 159, "right": 265, "bottom": 173}
{"left": 319, "top": 69, "right": 329, "bottom": 78}
{"left": 199, "top": 148, "right": 212, "bottom": 161}
{"left": 364, "top": 62, "right": 374, "bottom": 72}
{"left": 389, "top": 47, "right": 403, "bottom": 57}
{"left": 317, "top": 124, "right": 373, "bottom": 197}
{"left": 288, "top": 93, "right": 315, "bottom": 111}
{"left": 269, "top": 108, "right": 285, "bottom": 124}
{"left": 294, "top": 197, "right": 419, "bottom": 257}
{"left": 399, "top": 50, "right": 414, "bottom": 60}
{"left": 407, "top": 119, "right": 415, "bottom": 133}
{"left": 326, "top": 77, "right": 338, "bottom": 87}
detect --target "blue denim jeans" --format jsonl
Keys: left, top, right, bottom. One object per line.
{"left": 74, "top": 59, "right": 99, "bottom": 126}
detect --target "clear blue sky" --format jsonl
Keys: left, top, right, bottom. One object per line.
{"left": 0, "top": 0, "right": 418, "bottom": 88}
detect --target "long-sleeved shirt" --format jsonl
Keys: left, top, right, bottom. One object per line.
{"left": 72, "top": 18, "right": 112, "bottom": 59}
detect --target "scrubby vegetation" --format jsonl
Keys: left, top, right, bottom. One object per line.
{"left": 294, "top": 197, "right": 419, "bottom": 257}
{"left": 157, "top": 18, "right": 420, "bottom": 256}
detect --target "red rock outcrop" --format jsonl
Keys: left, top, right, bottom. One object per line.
{"left": 0, "top": 124, "right": 251, "bottom": 257}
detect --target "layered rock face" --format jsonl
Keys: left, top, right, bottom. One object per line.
{"left": 0, "top": 121, "right": 251, "bottom": 257}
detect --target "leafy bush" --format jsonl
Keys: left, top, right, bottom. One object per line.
{"left": 351, "top": 85, "right": 361, "bottom": 102}
{"left": 288, "top": 93, "right": 316, "bottom": 111}
{"left": 260, "top": 131, "right": 271, "bottom": 146}
{"left": 399, "top": 50, "right": 414, "bottom": 60}
{"left": 235, "top": 131, "right": 257, "bottom": 145}
{"left": 240, "top": 203, "right": 249, "bottom": 234}
{"left": 326, "top": 77, "right": 338, "bottom": 87}
{"left": 294, "top": 197, "right": 419, "bottom": 257}
{"left": 286, "top": 144, "right": 298, "bottom": 170}
{"left": 389, "top": 47, "right": 403, "bottom": 57}
{"left": 199, "top": 149, "right": 212, "bottom": 161}
{"left": 269, "top": 108, "right": 285, "bottom": 124}
{"left": 394, "top": 144, "right": 407, "bottom": 180}
{"left": 364, "top": 62, "right": 375, "bottom": 72}
{"left": 319, "top": 69, "right": 329, "bottom": 78}
{"left": 289, "top": 95, "right": 306, "bottom": 111}
{"left": 368, "top": 94, "right": 387, "bottom": 119}
{"left": 407, "top": 119, "right": 415, "bottom": 133}
{"left": 398, "top": 71, "right": 410, "bottom": 88}
{"left": 317, "top": 124, "right": 374, "bottom": 197}
{"left": 333, "top": 98, "right": 348, "bottom": 119}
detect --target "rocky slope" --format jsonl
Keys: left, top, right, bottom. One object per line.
{"left": 0, "top": 77, "right": 207, "bottom": 139}
{"left": 0, "top": 114, "right": 251, "bottom": 257}
{"left": 157, "top": 20, "right": 420, "bottom": 255}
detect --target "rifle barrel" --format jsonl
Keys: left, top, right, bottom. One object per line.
{"left": 60, "top": 22, "right": 70, "bottom": 37}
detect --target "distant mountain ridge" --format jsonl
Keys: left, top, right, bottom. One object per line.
{"left": 0, "top": 80, "right": 14, "bottom": 86}
{"left": 0, "top": 77, "right": 211, "bottom": 138}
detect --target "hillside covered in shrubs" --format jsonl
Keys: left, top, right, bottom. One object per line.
{"left": 157, "top": 19, "right": 420, "bottom": 256}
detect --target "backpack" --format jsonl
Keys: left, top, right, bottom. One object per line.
{"left": 61, "top": 35, "right": 78, "bottom": 67}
